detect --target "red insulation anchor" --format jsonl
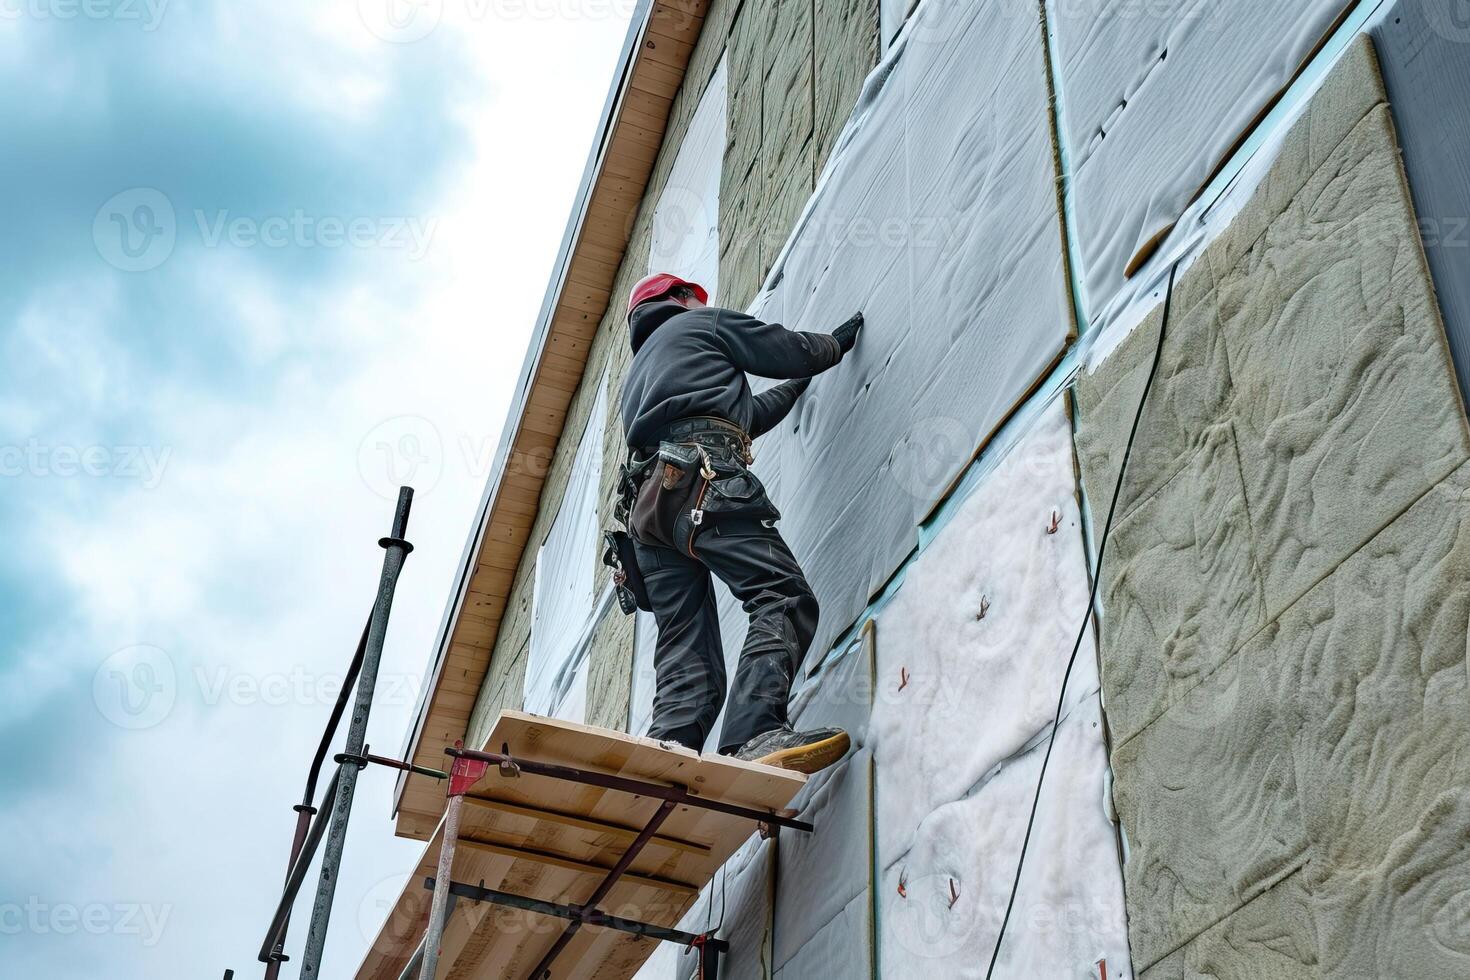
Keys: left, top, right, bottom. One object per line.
{"left": 898, "top": 666, "right": 910, "bottom": 692}
{"left": 1046, "top": 509, "right": 1062, "bottom": 534}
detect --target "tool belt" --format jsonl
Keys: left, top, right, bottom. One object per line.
{"left": 604, "top": 417, "right": 777, "bottom": 614}
{"left": 652, "top": 416, "right": 754, "bottom": 466}
{"left": 632, "top": 417, "right": 777, "bottom": 549}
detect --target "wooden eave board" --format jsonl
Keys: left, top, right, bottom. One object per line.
{"left": 361, "top": 712, "right": 804, "bottom": 980}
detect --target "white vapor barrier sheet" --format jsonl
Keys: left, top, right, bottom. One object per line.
{"left": 880, "top": 0, "right": 914, "bottom": 49}
{"left": 648, "top": 56, "right": 727, "bottom": 299}
{"left": 871, "top": 401, "right": 1097, "bottom": 861}
{"left": 849, "top": 393, "right": 1129, "bottom": 978}
{"left": 1049, "top": 0, "right": 1353, "bottom": 316}
{"left": 524, "top": 376, "right": 607, "bottom": 718}
{"left": 880, "top": 695, "right": 1131, "bottom": 979}
{"left": 629, "top": 611, "right": 657, "bottom": 736}
{"left": 730, "top": 0, "right": 1071, "bottom": 667}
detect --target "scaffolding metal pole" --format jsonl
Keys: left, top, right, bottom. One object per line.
{"left": 418, "top": 746, "right": 488, "bottom": 980}
{"left": 298, "top": 487, "right": 415, "bottom": 979}
{"left": 396, "top": 893, "right": 456, "bottom": 980}
{"left": 256, "top": 768, "right": 341, "bottom": 965}
{"left": 264, "top": 614, "right": 373, "bottom": 978}
{"left": 417, "top": 792, "right": 464, "bottom": 980}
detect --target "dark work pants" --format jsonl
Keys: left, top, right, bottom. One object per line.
{"left": 633, "top": 520, "right": 819, "bottom": 754}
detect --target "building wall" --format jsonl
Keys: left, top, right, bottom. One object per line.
{"left": 465, "top": 0, "right": 880, "bottom": 750}
{"left": 452, "top": 3, "right": 1470, "bottom": 978}
{"left": 1072, "top": 35, "right": 1470, "bottom": 978}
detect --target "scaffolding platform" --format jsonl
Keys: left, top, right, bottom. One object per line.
{"left": 356, "top": 711, "right": 809, "bottom": 980}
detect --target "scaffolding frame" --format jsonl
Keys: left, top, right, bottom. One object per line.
{"left": 254, "top": 487, "right": 422, "bottom": 980}
{"left": 415, "top": 744, "right": 813, "bottom": 980}
{"left": 247, "top": 485, "right": 813, "bottom": 980}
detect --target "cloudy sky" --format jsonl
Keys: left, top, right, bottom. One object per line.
{"left": 0, "top": 0, "right": 632, "bottom": 975}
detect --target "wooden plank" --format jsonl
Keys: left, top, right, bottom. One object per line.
{"left": 367, "top": 712, "right": 804, "bottom": 980}
{"left": 603, "top": 138, "right": 660, "bottom": 176}
{"left": 619, "top": 85, "right": 675, "bottom": 121}
{"left": 456, "top": 837, "right": 699, "bottom": 896}
{"left": 629, "top": 59, "right": 685, "bottom": 100}
{"left": 461, "top": 796, "right": 712, "bottom": 857}
{"left": 641, "top": 32, "right": 696, "bottom": 72}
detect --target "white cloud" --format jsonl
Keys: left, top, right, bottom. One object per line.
{"left": 0, "top": 1, "right": 634, "bottom": 977}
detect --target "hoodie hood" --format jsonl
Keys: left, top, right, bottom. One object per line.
{"left": 628, "top": 299, "right": 688, "bottom": 353}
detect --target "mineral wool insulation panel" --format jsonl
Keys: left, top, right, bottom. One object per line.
{"left": 1049, "top": 0, "right": 1353, "bottom": 316}
{"left": 1073, "top": 37, "right": 1470, "bottom": 975}
{"left": 872, "top": 401, "right": 1130, "bottom": 978}
{"left": 728, "top": 0, "right": 1071, "bottom": 666}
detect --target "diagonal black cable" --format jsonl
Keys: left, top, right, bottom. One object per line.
{"left": 984, "top": 260, "right": 1180, "bottom": 978}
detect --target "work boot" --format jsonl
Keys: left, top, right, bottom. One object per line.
{"left": 733, "top": 726, "right": 850, "bottom": 774}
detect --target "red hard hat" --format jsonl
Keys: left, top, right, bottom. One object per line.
{"left": 627, "top": 272, "right": 708, "bottom": 317}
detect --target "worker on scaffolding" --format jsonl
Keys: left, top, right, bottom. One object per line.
{"left": 611, "top": 271, "right": 862, "bottom": 774}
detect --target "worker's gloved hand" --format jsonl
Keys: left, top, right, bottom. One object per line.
{"left": 832, "top": 311, "right": 864, "bottom": 354}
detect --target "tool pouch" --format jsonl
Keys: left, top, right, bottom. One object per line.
{"left": 614, "top": 453, "right": 652, "bottom": 529}
{"left": 630, "top": 441, "right": 713, "bottom": 554}
{"left": 602, "top": 530, "right": 651, "bottom": 614}
{"left": 701, "top": 466, "right": 780, "bottom": 523}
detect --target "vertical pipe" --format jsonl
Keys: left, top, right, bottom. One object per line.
{"left": 396, "top": 892, "right": 456, "bottom": 980}
{"left": 700, "top": 941, "right": 721, "bottom": 980}
{"left": 262, "top": 807, "right": 314, "bottom": 979}
{"left": 299, "top": 487, "right": 415, "bottom": 979}
{"left": 264, "top": 614, "right": 374, "bottom": 978}
{"left": 418, "top": 793, "right": 465, "bottom": 980}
